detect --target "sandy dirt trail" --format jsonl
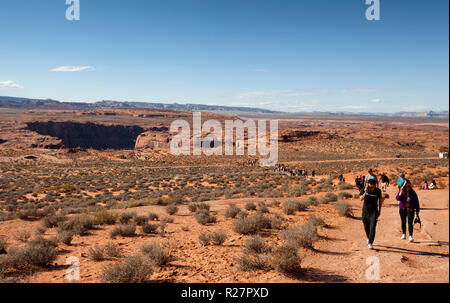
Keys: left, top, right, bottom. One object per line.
{"left": 303, "top": 187, "right": 449, "bottom": 282}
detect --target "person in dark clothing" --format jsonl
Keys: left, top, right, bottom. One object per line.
{"left": 360, "top": 179, "right": 383, "bottom": 249}
{"left": 396, "top": 180, "right": 420, "bottom": 242}
{"left": 380, "top": 174, "right": 390, "bottom": 192}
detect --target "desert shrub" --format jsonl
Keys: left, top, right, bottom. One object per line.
{"left": 270, "top": 213, "right": 284, "bottom": 230}
{"left": 232, "top": 216, "right": 259, "bottom": 235}
{"left": 236, "top": 254, "right": 269, "bottom": 271}
{"left": 307, "top": 214, "right": 326, "bottom": 227}
{"left": 161, "top": 216, "right": 174, "bottom": 224}
{"left": 92, "top": 210, "right": 117, "bottom": 225}
{"left": 294, "top": 201, "right": 308, "bottom": 211}
{"left": 224, "top": 204, "right": 241, "bottom": 219}
{"left": 101, "top": 255, "right": 152, "bottom": 283}
{"left": 196, "top": 203, "right": 210, "bottom": 212}
{"left": 42, "top": 214, "right": 67, "bottom": 228}
{"left": 270, "top": 245, "right": 301, "bottom": 275}
{"left": 141, "top": 223, "right": 158, "bottom": 234}
{"left": 0, "top": 238, "right": 7, "bottom": 254}
{"left": 110, "top": 224, "right": 136, "bottom": 239}
{"left": 194, "top": 209, "right": 216, "bottom": 225}
{"left": 353, "top": 193, "right": 361, "bottom": 199}
{"left": 88, "top": 245, "right": 105, "bottom": 261}
{"left": 334, "top": 202, "right": 353, "bottom": 217}
{"left": 198, "top": 232, "right": 210, "bottom": 246}
{"left": 241, "top": 235, "right": 270, "bottom": 254}
{"left": 282, "top": 200, "right": 297, "bottom": 215}
{"left": 21, "top": 241, "right": 58, "bottom": 267}
{"left": 148, "top": 212, "right": 159, "bottom": 221}
{"left": 321, "top": 193, "right": 338, "bottom": 204}
{"left": 209, "top": 230, "right": 227, "bottom": 245}
{"left": 119, "top": 212, "right": 136, "bottom": 224}
{"left": 281, "top": 222, "right": 318, "bottom": 249}
{"left": 258, "top": 202, "right": 270, "bottom": 213}
{"left": 338, "top": 192, "right": 353, "bottom": 200}
{"left": 140, "top": 243, "right": 174, "bottom": 267}
{"left": 244, "top": 202, "right": 257, "bottom": 211}
{"left": 134, "top": 216, "right": 148, "bottom": 226}
{"left": 288, "top": 184, "right": 307, "bottom": 197}
{"left": 188, "top": 203, "right": 199, "bottom": 213}
{"left": 57, "top": 230, "right": 74, "bottom": 245}
{"left": 270, "top": 200, "right": 281, "bottom": 207}
{"left": 252, "top": 212, "right": 271, "bottom": 230}
{"left": 15, "top": 231, "right": 31, "bottom": 243}
{"left": 165, "top": 204, "right": 179, "bottom": 215}
{"left": 104, "top": 243, "right": 120, "bottom": 258}
{"left": 305, "top": 197, "right": 318, "bottom": 207}
{"left": 338, "top": 182, "right": 354, "bottom": 190}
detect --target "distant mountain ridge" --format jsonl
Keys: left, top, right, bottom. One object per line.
{"left": 0, "top": 96, "right": 278, "bottom": 114}
{"left": 0, "top": 96, "right": 448, "bottom": 117}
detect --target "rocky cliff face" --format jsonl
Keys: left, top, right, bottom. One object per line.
{"left": 134, "top": 127, "right": 171, "bottom": 149}
{"left": 25, "top": 121, "right": 145, "bottom": 150}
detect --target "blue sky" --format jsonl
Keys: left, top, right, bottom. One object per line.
{"left": 0, "top": 0, "right": 448, "bottom": 113}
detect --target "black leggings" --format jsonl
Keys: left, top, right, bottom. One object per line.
{"left": 399, "top": 208, "right": 415, "bottom": 236}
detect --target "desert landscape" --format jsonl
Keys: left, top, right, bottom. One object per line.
{"left": 0, "top": 108, "right": 448, "bottom": 283}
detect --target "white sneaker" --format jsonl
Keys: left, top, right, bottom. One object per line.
{"left": 401, "top": 234, "right": 406, "bottom": 240}
{"left": 368, "top": 243, "right": 373, "bottom": 249}
{"left": 409, "top": 236, "right": 414, "bottom": 242}
{"left": 367, "top": 239, "right": 370, "bottom": 244}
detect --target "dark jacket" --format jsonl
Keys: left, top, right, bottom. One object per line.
{"left": 396, "top": 190, "right": 420, "bottom": 211}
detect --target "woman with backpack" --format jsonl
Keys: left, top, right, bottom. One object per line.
{"left": 396, "top": 180, "right": 420, "bottom": 242}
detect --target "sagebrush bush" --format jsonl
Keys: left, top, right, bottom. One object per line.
{"left": 0, "top": 238, "right": 7, "bottom": 254}
{"left": 323, "top": 193, "right": 338, "bottom": 203}
{"left": 140, "top": 243, "right": 174, "bottom": 267}
{"left": 281, "top": 222, "right": 318, "bottom": 249}
{"left": 148, "top": 212, "right": 159, "bottom": 221}
{"left": 165, "top": 204, "right": 179, "bottom": 215}
{"left": 198, "top": 232, "right": 210, "bottom": 246}
{"left": 338, "top": 192, "right": 353, "bottom": 200}
{"left": 241, "top": 235, "right": 270, "bottom": 254}
{"left": 110, "top": 224, "right": 136, "bottom": 239}
{"left": 101, "top": 255, "right": 152, "bottom": 283}
{"left": 141, "top": 223, "right": 158, "bottom": 234}
{"left": 210, "top": 230, "right": 227, "bottom": 245}
{"left": 295, "top": 201, "right": 308, "bottom": 211}
{"left": 270, "top": 213, "right": 284, "bottom": 230}
{"left": 194, "top": 209, "right": 216, "bottom": 225}
{"left": 334, "top": 201, "right": 353, "bottom": 217}
{"left": 244, "top": 202, "right": 257, "bottom": 211}
{"left": 57, "top": 230, "right": 74, "bottom": 245}
{"left": 88, "top": 245, "right": 105, "bottom": 261}
{"left": 338, "top": 182, "right": 354, "bottom": 190}
{"left": 92, "top": 210, "right": 117, "bottom": 225}
{"left": 306, "top": 197, "right": 319, "bottom": 206}
{"left": 282, "top": 200, "right": 297, "bottom": 215}
{"left": 307, "top": 214, "right": 326, "bottom": 227}
{"left": 224, "top": 204, "right": 241, "bottom": 219}
{"left": 104, "top": 242, "right": 120, "bottom": 258}
{"left": 236, "top": 254, "right": 269, "bottom": 271}
{"left": 271, "top": 245, "right": 301, "bottom": 275}
{"left": 119, "top": 212, "right": 136, "bottom": 224}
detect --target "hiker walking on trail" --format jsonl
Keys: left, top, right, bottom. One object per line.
{"left": 397, "top": 173, "right": 406, "bottom": 190}
{"left": 380, "top": 174, "right": 390, "bottom": 192}
{"left": 396, "top": 180, "right": 420, "bottom": 242}
{"left": 364, "top": 169, "right": 378, "bottom": 189}
{"left": 360, "top": 179, "right": 383, "bottom": 250}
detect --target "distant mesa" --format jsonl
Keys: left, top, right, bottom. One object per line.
{"left": 24, "top": 121, "right": 145, "bottom": 150}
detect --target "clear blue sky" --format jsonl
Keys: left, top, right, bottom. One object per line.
{"left": 0, "top": 0, "right": 448, "bottom": 113}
